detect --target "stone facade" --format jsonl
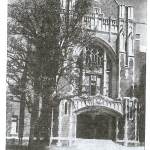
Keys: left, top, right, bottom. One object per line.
{"left": 50, "top": 0, "right": 146, "bottom": 147}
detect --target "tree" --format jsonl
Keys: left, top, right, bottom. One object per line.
{"left": 7, "top": 35, "right": 31, "bottom": 144}
{"left": 7, "top": 0, "right": 92, "bottom": 148}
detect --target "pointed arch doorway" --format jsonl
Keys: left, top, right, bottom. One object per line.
{"left": 76, "top": 111, "right": 116, "bottom": 140}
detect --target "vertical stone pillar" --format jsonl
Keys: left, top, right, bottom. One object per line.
{"left": 124, "top": 98, "right": 128, "bottom": 146}
{"left": 69, "top": 101, "right": 73, "bottom": 146}
{"left": 50, "top": 108, "right": 54, "bottom": 145}
{"left": 117, "top": 5, "right": 135, "bottom": 98}
{"left": 95, "top": 13, "right": 98, "bottom": 29}
{"left": 119, "top": 5, "right": 125, "bottom": 19}
{"left": 72, "top": 55, "right": 78, "bottom": 95}
{"left": 74, "top": 114, "right": 77, "bottom": 140}
{"left": 118, "top": 5, "right": 125, "bottom": 98}
{"left": 126, "top": 6, "right": 135, "bottom": 96}
{"left": 134, "top": 99, "right": 138, "bottom": 142}
{"left": 57, "top": 102, "right": 62, "bottom": 146}
{"left": 116, "top": 117, "right": 119, "bottom": 141}
{"left": 137, "top": 102, "right": 140, "bottom": 142}
{"left": 126, "top": 6, "right": 134, "bottom": 65}
{"left": 109, "top": 17, "right": 112, "bottom": 42}
{"left": 103, "top": 49, "right": 107, "bottom": 96}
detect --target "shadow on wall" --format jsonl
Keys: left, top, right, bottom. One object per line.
{"left": 125, "top": 64, "right": 146, "bottom": 143}
{"left": 126, "top": 64, "right": 146, "bottom": 101}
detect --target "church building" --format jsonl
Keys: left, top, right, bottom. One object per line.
{"left": 6, "top": 0, "right": 146, "bottom": 148}
{"left": 50, "top": 0, "right": 146, "bottom": 147}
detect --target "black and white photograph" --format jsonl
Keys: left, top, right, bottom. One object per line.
{"left": 5, "top": 0, "right": 148, "bottom": 150}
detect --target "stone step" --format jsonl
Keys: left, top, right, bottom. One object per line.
{"left": 74, "top": 139, "right": 123, "bottom": 150}
{"left": 45, "top": 146, "right": 145, "bottom": 150}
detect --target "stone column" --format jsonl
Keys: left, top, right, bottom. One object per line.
{"left": 116, "top": 117, "right": 119, "bottom": 141}
{"left": 75, "top": 114, "right": 77, "bottom": 139}
{"left": 137, "top": 102, "right": 140, "bottom": 142}
{"left": 103, "top": 49, "right": 107, "bottom": 96}
{"left": 69, "top": 101, "right": 73, "bottom": 146}
{"left": 57, "top": 102, "right": 62, "bottom": 146}
{"left": 109, "top": 17, "right": 112, "bottom": 42}
{"left": 134, "top": 99, "right": 138, "bottom": 143}
{"left": 50, "top": 108, "right": 54, "bottom": 145}
{"left": 124, "top": 98, "right": 128, "bottom": 146}
{"left": 118, "top": 5, "right": 125, "bottom": 98}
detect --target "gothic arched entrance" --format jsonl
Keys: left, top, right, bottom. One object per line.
{"left": 76, "top": 110, "right": 116, "bottom": 140}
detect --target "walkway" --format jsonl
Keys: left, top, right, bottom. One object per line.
{"left": 46, "top": 139, "right": 144, "bottom": 150}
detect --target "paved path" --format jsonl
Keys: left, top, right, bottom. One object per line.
{"left": 46, "top": 146, "right": 144, "bottom": 150}
{"left": 46, "top": 139, "right": 144, "bottom": 150}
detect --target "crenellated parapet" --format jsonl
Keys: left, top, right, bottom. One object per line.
{"left": 60, "top": 4, "right": 118, "bottom": 34}
{"left": 82, "top": 13, "right": 118, "bottom": 34}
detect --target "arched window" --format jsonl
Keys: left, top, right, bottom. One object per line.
{"left": 86, "top": 46, "right": 103, "bottom": 66}
{"left": 83, "top": 45, "right": 112, "bottom": 97}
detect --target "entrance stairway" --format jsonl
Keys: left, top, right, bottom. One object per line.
{"left": 74, "top": 139, "right": 123, "bottom": 150}
{"left": 46, "top": 139, "right": 144, "bottom": 150}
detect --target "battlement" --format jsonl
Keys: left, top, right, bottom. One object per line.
{"left": 60, "top": 9, "right": 118, "bottom": 34}
{"left": 60, "top": 3, "right": 134, "bottom": 35}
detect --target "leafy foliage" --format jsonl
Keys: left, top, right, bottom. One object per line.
{"left": 7, "top": 0, "right": 92, "bottom": 147}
